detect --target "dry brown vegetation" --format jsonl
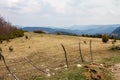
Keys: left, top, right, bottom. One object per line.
{"left": 0, "top": 16, "right": 24, "bottom": 41}
{"left": 0, "top": 32, "right": 120, "bottom": 80}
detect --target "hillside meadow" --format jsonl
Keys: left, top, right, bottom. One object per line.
{"left": 0, "top": 32, "right": 120, "bottom": 80}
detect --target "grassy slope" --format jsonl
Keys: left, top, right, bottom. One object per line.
{"left": 0, "top": 32, "right": 120, "bottom": 80}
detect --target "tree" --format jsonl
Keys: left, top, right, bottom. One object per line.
{"left": 33, "top": 30, "right": 46, "bottom": 34}
{"left": 0, "top": 15, "right": 24, "bottom": 40}
{"left": 102, "top": 34, "right": 109, "bottom": 43}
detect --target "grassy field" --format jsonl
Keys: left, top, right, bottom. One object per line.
{"left": 0, "top": 32, "right": 120, "bottom": 80}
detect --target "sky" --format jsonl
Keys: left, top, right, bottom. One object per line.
{"left": 0, "top": 0, "right": 120, "bottom": 27}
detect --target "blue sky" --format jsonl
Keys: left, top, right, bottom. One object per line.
{"left": 0, "top": 0, "right": 120, "bottom": 27}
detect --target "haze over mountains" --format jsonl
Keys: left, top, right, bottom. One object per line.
{"left": 22, "top": 24, "right": 120, "bottom": 35}
{"left": 112, "top": 27, "right": 120, "bottom": 38}
{"left": 66, "top": 24, "right": 120, "bottom": 34}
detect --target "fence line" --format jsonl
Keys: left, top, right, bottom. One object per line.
{"left": 61, "top": 44, "right": 69, "bottom": 68}
{"left": 0, "top": 41, "right": 94, "bottom": 79}
{"left": 0, "top": 52, "right": 19, "bottom": 80}
{"left": 79, "top": 39, "right": 84, "bottom": 63}
{"left": 90, "top": 40, "right": 93, "bottom": 63}
{"left": 24, "top": 57, "right": 49, "bottom": 75}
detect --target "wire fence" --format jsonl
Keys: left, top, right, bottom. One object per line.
{"left": 0, "top": 40, "right": 94, "bottom": 80}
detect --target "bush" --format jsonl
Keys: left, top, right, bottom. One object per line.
{"left": 0, "top": 30, "right": 24, "bottom": 40}
{"left": 0, "top": 16, "right": 24, "bottom": 41}
{"left": 10, "top": 29, "right": 24, "bottom": 38}
{"left": 113, "top": 36, "right": 117, "bottom": 42}
{"left": 56, "top": 32, "right": 61, "bottom": 35}
{"left": 9, "top": 46, "right": 13, "bottom": 52}
{"left": 96, "top": 34, "right": 102, "bottom": 38}
{"left": 102, "top": 34, "right": 109, "bottom": 43}
{"left": 0, "top": 36, "right": 9, "bottom": 41}
{"left": 25, "top": 35, "right": 29, "bottom": 39}
{"left": 0, "top": 48, "right": 2, "bottom": 52}
{"left": 0, "top": 40, "right": 3, "bottom": 44}
{"left": 33, "top": 30, "right": 46, "bottom": 34}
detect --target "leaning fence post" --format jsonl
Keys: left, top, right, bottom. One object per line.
{"left": 79, "top": 39, "right": 84, "bottom": 63}
{"left": 24, "top": 57, "right": 49, "bottom": 75}
{"left": 61, "top": 44, "right": 69, "bottom": 68}
{"left": 0, "top": 52, "right": 19, "bottom": 80}
{"left": 90, "top": 40, "right": 93, "bottom": 63}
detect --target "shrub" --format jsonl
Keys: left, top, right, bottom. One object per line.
{"left": 28, "top": 46, "right": 31, "bottom": 48}
{"left": 96, "top": 34, "right": 102, "bottom": 38}
{"left": 25, "top": 35, "right": 29, "bottom": 39}
{"left": 0, "top": 76, "right": 5, "bottom": 80}
{"left": 114, "top": 38, "right": 117, "bottom": 42}
{"left": 0, "top": 40, "right": 3, "bottom": 44}
{"left": 81, "top": 34, "right": 85, "bottom": 37}
{"left": 56, "top": 32, "right": 61, "bottom": 35}
{"left": 102, "top": 34, "right": 109, "bottom": 43}
{"left": 113, "top": 36, "right": 117, "bottom": 42}
{"left": 33, "top": 30, "right": 46, "bottom": 34}
{"left": 9, "top": 46, "right": 13, "bottom": 52}
{"left": 10, "top": 29, "right": 24, "bottom": 38}
{"left": 0, "top": 48, "right": 2, "bottom": 52}
{"left": 0, "top": 16, "right": 24, "bottom": 41}
{"left": 84, "top": 41, "right": 87, "bottom": 44}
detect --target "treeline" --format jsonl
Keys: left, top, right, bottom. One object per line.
{"left": 33, "top": 30, "right": 46, "bottom": 34}
{"left": 80, "top": 34, "right": 117, "bottom": 39}
{"left": 0, "top": 16, "right": 24, "bottom": 41}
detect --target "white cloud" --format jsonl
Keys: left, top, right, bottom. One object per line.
{"left": 17, "top": 0, "right": 41, "bottom": 14}
{"left": 0, "top": 0, "right": 19, "bottom": 7}
{"left": 0, "top": 0, "right": 42, "bottom": 14}
{"left": 0, "top": 0, "right": 120, "bottom": 27}
{"left": 1, "top": 0, "right": 120, "bottom": 15}
{"left": 42, "top": 0, "right": 72, "bottom": 14}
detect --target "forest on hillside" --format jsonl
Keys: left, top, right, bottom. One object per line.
{"left": 0, "top": 16, "right": 24, "bottom": 41}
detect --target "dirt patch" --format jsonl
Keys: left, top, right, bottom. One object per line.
{"left": 82, "top": 63, "right": 108, "bottom": 80}
{"left": 109, "top": 63, "right": 120, "bottom": 80}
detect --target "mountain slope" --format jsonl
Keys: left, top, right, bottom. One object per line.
{"left": 112, "top": 27, "right": 120, "bottom": 38}
{"left": 67, "top": 25, "right": 119, "bottom": 34}
{"left": 22, "top": 27, "right": 80, "bottom": 34}
{"left": 22, "top": 24, "right": 120, "bottom": 35}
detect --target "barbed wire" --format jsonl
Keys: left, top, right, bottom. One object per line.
{"left": 0, "top": 42, "right": 93, "bottom": 79}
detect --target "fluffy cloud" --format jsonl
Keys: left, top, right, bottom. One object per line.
{"left": 0, "top": 0, "right": 120, "bottom": 27}
{"left": 1, "top": 0, "right": 120, "bottom": 15}
{"left": 0, "top": 0, "right": 18, "bottom": 7}
{"left": 42, "top": 0, "right": 72, "bottom": 14}
{"left": 0, "top": 0, "right": 42, "bottom": 14}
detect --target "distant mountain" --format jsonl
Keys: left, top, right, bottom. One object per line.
{"left": 22, "top": 27, "right": 56, "bottom": 33}
{"left": 22, "top": 24, "right": 120, "bottom": 35}
{"left": 22, "top": 27, "right": 77, "bottom": 34}
{"left": 67, "top": 24, "right": 120, "bottom": 34}
{"left": 52, "top": 31, "right": 78, "bottom": 36}
{"left": 112, "top": 27, "right": 120, "bottom": 38}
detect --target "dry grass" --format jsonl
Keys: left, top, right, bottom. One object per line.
{"left": 0, "top": 32, "right": 120, "bottom": 80}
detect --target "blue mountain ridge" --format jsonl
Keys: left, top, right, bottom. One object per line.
{"left": 22, "top": 24, "right": 120, "bottom": 35}
{"left": 112, "top": 26, "right": 120, "bottom": 38}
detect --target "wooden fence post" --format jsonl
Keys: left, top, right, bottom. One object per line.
{"left": 79, "top": 39, "right": 84, "bottom": 63}
{"left": 61, "top": 44, "right": 69, "bottom": 68}
{"left": 24, "top": 57, "right": 48, "bottom": 74}
{"left": 90, "top": 40, "right": 93, "bottom": 63}
{"left": 0, "top": 52, "right": 19, "bottom": 80}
